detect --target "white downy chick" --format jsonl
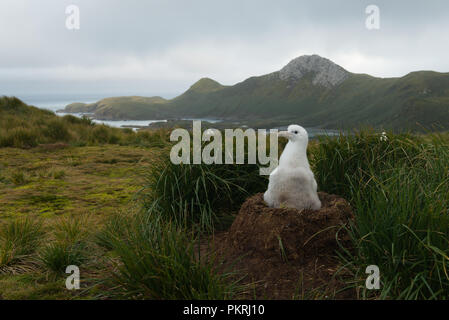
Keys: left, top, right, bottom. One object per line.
{"left": 264, "top": 125, "right": 321, "bottom": 211}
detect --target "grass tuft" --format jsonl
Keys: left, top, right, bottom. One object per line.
{"left": 140, "top": 150, "right": 266, "bottom": 233}
{"left": 39, "top": 217, "right": 90, "bottom": 274}
{"left": 104, "top": 207, "right": 246, "bottom": 299}
{"left": 0, "top": 219, "right": 44, "bottom": 272}
{"left": 39, "top": 242, "right": 88, "bottom": 274}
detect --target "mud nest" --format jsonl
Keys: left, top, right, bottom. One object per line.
{"left": 212, "top": 192, "right": 355, "bottom": 299}
{"left": 226, "top": 192, "right": 354, "bottom": 263}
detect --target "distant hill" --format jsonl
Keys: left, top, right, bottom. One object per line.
{"left": 63, "top": 96, "right": 169, "bottom": 120}
{"left": 0, "top": 96, "right": 169, "bottom": 148}
{"left": 60, "top": 55, "right": 449, "bottom": 131}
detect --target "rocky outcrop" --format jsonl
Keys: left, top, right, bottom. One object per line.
{"left": 279, "top": 54, "right": 350, "bottom": 88}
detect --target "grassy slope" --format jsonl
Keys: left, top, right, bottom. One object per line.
{"left": 0, "top": 145, "right": 160, "bottom": 219}
{"left": 0, "top": 144, "right": 167, "bottom": 299}
{"left": 169, "top": 71, "right": 449, "bottom": 131}
{"left": 64, "top": 96, "right": 169, "bottom": 119}
{"left": 61, "top": 71, "right": 449, "bottom": 131}
{"left": 87, "top": 79, "right": 226, "bottom": 120}
{"left": 0, "top": 97, "right": 173, "bottom": 299}
{"left": 0, "top": 96, "right": 171, "bottom": 148}
{"left": 90, "top": 96, "right": 170, "bottom": 120}
{"left": 1, "top": 98, "right": 449, "bottom": 299}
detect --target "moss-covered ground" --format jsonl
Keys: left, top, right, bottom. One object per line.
{"left": 0, "top": 145, "right": 162, "bottom": 299}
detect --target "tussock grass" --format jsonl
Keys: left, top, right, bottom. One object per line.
{"left": 52, "top": 170, "right": 66, "bottom": 180}
{"left": 103, "top": 207, "right": 245, "bottom": 299}
{"left": 313, "top": 129, "right": 423, "bottom": 199}
{"left": 53, "top": 217, "right": 88, "bottom": 244}
{"left": 0, "top": 219, "right": 44, "bottom": 272}
{"left": 314, "top": 129, "right": 449, "bottom": 299}
{"left": 95, "top": 212, "right": 132, "bottom": 251}
{"left": 39, "top": 217, "right": 90, "bottom": 274}
{"left": 39, "top": 242, "right": 88, "bottom": 274}
{"left": 141, "top": 147, "right": 267, "bottom": 233}
{"left": 10, "top": 170, "right": 28, "bottom": 186}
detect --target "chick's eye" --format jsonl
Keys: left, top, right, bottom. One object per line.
{"left": 294, "top": 131, "right": 298, "bottom": 134}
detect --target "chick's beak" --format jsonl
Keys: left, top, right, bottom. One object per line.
{"left": 278, "top": 131, "right": 293, "bottom": 140}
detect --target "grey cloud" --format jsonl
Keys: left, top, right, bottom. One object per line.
{"left": 0, "top": 0, "right": 448, "bottom": 96}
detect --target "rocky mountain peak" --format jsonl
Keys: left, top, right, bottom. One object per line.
{"left": 279, "top": 54, "right": 349, "bottom": 88}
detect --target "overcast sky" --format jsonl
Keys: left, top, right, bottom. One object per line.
{"left": 1, "top": 0, "right": 448, "bottom": 97}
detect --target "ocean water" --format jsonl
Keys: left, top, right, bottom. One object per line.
{"left": 15, "top": 93, "right": 224, "bottom": 129}
{"left": 16, "top": 93, "right": 169, "bottom": 129}
{"left": 18, "top": 93, "right": 105, "bottom": 113}
{"left": 55, "top": 112, "right": 168, "bottom": 129}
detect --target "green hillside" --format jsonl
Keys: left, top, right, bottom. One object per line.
{"left": 0, "top": 96, "right": 169, "bottom": 148}
{"left": 187, "top": 77, "right": 226, "bottom": 93}
{"left": 64, "top": 96, "right": 170, "bottom": 120}
{"left": 60, "top": 55, "right": 449, "bottom": 131}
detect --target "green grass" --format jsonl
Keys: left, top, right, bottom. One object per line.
{"left": 313, "top": 129, "right": 424, "bottom": 199}
{"left": 313, "top": 130, "right": 449, "bottom": 299}
{"left": 38, "top": 217, "right": 90, "bottom": 274}
{"left": 0, "top": 219, "right": 44, "bottom": 271}
{"left": 52, "top": 170, "right": 66, "bottom": 180}
{"left": 10, "top": 170, "right": 28, "bottom": 186}
{"left": 67, "top": 96, "right": 170, "bottom": 121}
{"left": 39, "top": 242, "right": 88, "bottom": 274}
{"left": 53, "top": 217, "right": 87, "bottom": 244}
{"left": 59, "top": 67, "right": 449, "bottom": 132}
{"left": 102, "top": 207, "right": 245, "bottom": 299}
{"left": 95, "top": 212, "right": 132, "bottom": 251}
{"left": 0, "top": 145, "right": 157, "bottom": 219}
{"left": 0, "top": 96, "right": 171, "bottom": 149}
{"left": 140, "top": 146, "right": 267, "bottom": 233}
{"left": 2, "top": 105, "right": 449, "bottom": 300}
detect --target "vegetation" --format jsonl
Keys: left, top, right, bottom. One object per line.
{"left": 0, "top": 96, "right": 170, "bottom": 149}
{"left": 60, "top": 63, "right": 449, "bottom": 131}
{"left": 64, "top": 96, "right": 169, "bottom": 120}
{"left": 0, "top": 219, "right": 44, "bottom": 272}
{"left": 130, "top": 129, "right": 449, "bottom": 299}
{"left": 39, "top": 217, "right": 90, "bottom": 275}
{"left": 100, "top": 209, "right": 244, "bottom": 299}
{"left": 39, "top": 242, "right": 88, "bottom": 274}
{"left": 314, "top": 130, "right": 449, "bottom": 299}
{"left": 0, "top": 144, "right": 160, "bottom": 219}
{"left": 1, "top": 96, "right": 449, "bottom": 299}
{"left": 140, "top": 152, "right": 266, "bottom": 233}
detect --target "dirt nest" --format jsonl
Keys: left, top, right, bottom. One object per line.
{"left": 227, "top": 192, "right": 354, "bottom": 262}
{"left": 212, "top": 192, "right": 355, "bottom": 299}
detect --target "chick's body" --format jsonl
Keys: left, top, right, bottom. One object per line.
{"left": 264, "top": 125, "right": 321, "bottom": 211}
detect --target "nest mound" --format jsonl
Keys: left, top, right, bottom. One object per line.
{"left": 226, "top": 192, "right": 354, "bottom": 262}
{"left": 212, "top": 192, "right": 355, "bottom": 299}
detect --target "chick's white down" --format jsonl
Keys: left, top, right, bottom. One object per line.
{"left": 264, "top": 125, "right": 321, "bottom": 211}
